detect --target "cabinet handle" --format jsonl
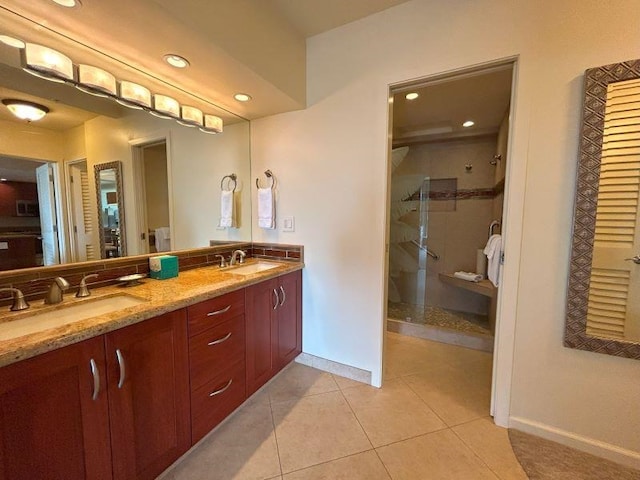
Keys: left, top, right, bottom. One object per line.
{"left": 209, "top": 378, "right": 233, "bottom": 397}
{"left": 207, "top": 332, "right": 232, "bottom": 346}
{"left": 279, "top": 286, "right": 286, "bottom": 306}
{"left": 116, "top": 349, "right": 126, "bottom": 389}
{"left": 273, "top": 289, "right": 279, "bottom": 310}
{"left": 89, "top": 358, "right": 100, "bottom": 401}
{"left": 206, "top": 305, "right": 231, "bottom": 317}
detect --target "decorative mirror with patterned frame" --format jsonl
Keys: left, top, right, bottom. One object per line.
{"left": 565, "top": 59, "right": 640, "bottom": 359}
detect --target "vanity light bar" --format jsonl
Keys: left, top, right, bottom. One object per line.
{"left": 10, "top": 38, "right": 224, "bottom": 133}
{"left": 22, "top": 43, "right": 74, "bottom": 83}
{"left": 76, "top": 64, "right": 117, "bottom": 97}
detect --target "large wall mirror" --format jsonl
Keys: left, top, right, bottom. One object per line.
{"left": 0, "top": 7, "right": 251, "bottom": 273}
{"left": 566, "top": 58, "right": 640, "bottom": 359}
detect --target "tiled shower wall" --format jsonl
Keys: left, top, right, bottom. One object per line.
{"left": 0, "top": 242, "right": 303, "bottom": 307}
{"left": 395, "top": 136, "right": 499, "bottom": 315}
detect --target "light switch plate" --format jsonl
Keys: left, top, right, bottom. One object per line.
{"left": 0, "top": 242, "right": 7, "bottom": 250}
{"left": 282, "top": 216, "right": 295, "bottom": 232}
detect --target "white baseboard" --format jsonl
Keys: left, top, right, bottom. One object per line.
{"left": 509, "top": 416, "right": 640, "bottom": 470}
{"left": 295, "top": 352, "right": 372, "bottom": 385}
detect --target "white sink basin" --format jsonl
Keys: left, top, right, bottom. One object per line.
{"left": 226, "top": 262, "right": 279, "bottom": 275}
{"left": 0, "top": 293, "right": 148, "bottom": 341}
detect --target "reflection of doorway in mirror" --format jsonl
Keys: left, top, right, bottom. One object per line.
{"left": 587, "top": 77, "right": 640, "bottom": 342}
{"left": 135, "top": 141, "right": 171, "bottom": 254}
{"left": 66, "top": 159, "right": 97, "bottom": 262}
{"left": 0, "top": 156, "right": 63, "bottom": 270}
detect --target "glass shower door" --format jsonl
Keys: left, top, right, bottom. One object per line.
{"left": 387, "top": 176, "right": 430, "bottom": 324}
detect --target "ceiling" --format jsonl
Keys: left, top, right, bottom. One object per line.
{"left": 268, "top": 0, "right": 412, "bottom": 37}
{"left": 0, "top": 0, "right": 412, "bottom": 120}
{"left": 392, "top": 66, "right": 513, "bottom": 145}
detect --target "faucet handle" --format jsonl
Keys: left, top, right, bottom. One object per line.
{"left": 0, "top": 287, "right": 30, "bottom": 311}
{"left": 215, "top": 254, "right": 227, "bottom": 268}
{"left": 76, "top": 274, "right": 99, "bottom": 298}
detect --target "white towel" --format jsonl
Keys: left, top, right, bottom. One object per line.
{"left": 453, "top": 271, "right": 483, "bottom": 282}
{"left": 155, "top": 227, "right": 171, "bottom": 252}
{"left": 483, "top": 234, "right": 502, "bottom": 287}
{"left": 219, "top": 190, "right": 235, "bottom": 228}
{"left": 258, "top": 187, "right": 275, "bottom": 229}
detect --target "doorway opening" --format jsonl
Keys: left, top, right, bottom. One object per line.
{"left": 132, "top": 140, "right": 171, "bottom": 255}
{"left": 385, "top": 60, "right": 516, "bottom": 418}
{"left": 0, "top": 155, "right": 64, "bottom": 270}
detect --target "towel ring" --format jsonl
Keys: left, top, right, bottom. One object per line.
{"left": 221, "top": 173, "right": 237, "bottom": 192}
{"left": 256, "top": 169, "right": 275, "bottom": 189}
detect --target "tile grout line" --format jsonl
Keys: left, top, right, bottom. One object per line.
{"left": 396, "top": 375, "right": 451, "bottom": 428}
{"left": 268, "top": 394, "right": 284, "bottom": 478}
{"left": 449, "top": 421, "right": 504, "bottom": 479}
{"left": 336, "top": 386, "right": 395, "bottom": 479}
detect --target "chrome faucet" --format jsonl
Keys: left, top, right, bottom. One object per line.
{"left": 215, "top": 254, "right": 228, "bottom": 268}
{"left": 0, "top": 287, "right": 30, "bottom": 311}
{"left": 76, "top": 274, "right": 99, "bottom": 298}
{"left": 230, "top": 249, "right": 246, "bottom": 266}
{"left": 45, "top": 277, "right": 70, "bottom": 305}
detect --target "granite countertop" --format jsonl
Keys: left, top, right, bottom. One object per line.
{"left": 0, "top": 259, "right": 303, "bottom": 368}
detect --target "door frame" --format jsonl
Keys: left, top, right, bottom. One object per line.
{"left": 383, "top": 56, "right": 521, "bottom": 427}
{"left": 129, "top": 132, "right": 174, "bottom": 255}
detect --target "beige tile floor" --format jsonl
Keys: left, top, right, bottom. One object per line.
{"left": 161, "top": 332, "right": 528, "bottom": 479}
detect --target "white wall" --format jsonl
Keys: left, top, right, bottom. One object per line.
{"left": 251, "top": 0, "right": 640, "bottom": 465}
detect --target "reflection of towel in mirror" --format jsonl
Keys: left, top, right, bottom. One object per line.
{"left": 258, "top": 187, "right": 275, "bottom": 229}
{"left": 155, "top": 227, "right": 171, "bottom": 252}
{"left": 483, "top": 234, "right": 502, "bottom": 287}
{"left": 219, "top": 190, "right": 235, "bottom": 228}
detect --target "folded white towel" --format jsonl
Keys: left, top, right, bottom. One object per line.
{"left": 483, "top": 234, "right": 502, "bottom": 287}
{"left": 258, "top": 187, "right": 275, "bottom": 229}
{"left": 155, "top": 227, "right": 171, "bottom": 252}
{"left": 453, "top": 271, "right": 483, "bottom": 282}
{"left": 219, "top": 190, "right": 235, "bottom": 228}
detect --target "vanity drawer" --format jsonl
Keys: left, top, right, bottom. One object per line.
{"left": 191, "top": 360, "right": 246, "bottom": 443}
{"left": 187, "top": 289, "right": 245, "bottom": 337}
{"left": 189, "top": 315, "right": 245, "bottom": 391}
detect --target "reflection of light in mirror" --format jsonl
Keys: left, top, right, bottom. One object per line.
{"left": 77, "top": 65, "right": 117, "bottom": 97}
{"left": 23, "top": 43, "right": 74, "bottom": 83}
{"left": 117, "top": 81, "right": 152, "bottom": 109}
{"left": 154, "top": 94, "right": 180, "bottom": 119}
{"left": 178, "top": 105, "right": 203, "bottom": 127}
{"left": 0, "top": 35, "right": 25, "bottom": 48}
{"left": 200, "top": 114, "right": 223, "bottom": 134}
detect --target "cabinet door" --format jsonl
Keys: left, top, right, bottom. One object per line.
{"left": 245, "top": 278, "right": 277, "bottom": 395}
{"left": 105, "top": 310, "right": 190, "bottom": 480}
{"left": 0, "top": 337, "right": 112, "bottom": 480}
{"left": 275, "top": 270, "right": 302, "bottom": 370}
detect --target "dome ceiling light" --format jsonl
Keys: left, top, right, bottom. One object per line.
{"left": 2, "top": 99, "right": 50, "bottom": 122}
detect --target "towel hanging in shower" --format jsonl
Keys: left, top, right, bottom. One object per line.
{"left": 483, "top": 234, "right": 502, "bottom": 287}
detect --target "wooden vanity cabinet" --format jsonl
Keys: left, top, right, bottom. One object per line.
{"left": 246, "top": 270, "right": 302, "bottom": 395}
{"left": 105, "top": 309, "right": 190, "bottom": 480}
{"left": 0, "top": 336, "right": 112, "bottom": 480}
{"left": 187, "top": 290, "right": 247, "bottom": 443}
{"left": 0, "top": 309, "right": 190, "bottom": 480}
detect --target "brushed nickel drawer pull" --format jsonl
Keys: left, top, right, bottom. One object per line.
{"left": 273, "top": 289, "right": 279, "bottom": 310}
{"left": 207, "top": 332, "right": 232, "bottom": 346}
{"left": 90, "top": 358, "right": 100, "bottom": 401}
{"left": 206, "top": 305, "right": 231, "bottom": 317}
{"left": 209, "top": 378, "right": 233, "bottom": 397}
{"left": 116, "top": 349, "right": 126, "bottom": 389}
{"left": 279, "top": 286, "right": 286, "bottom": 306}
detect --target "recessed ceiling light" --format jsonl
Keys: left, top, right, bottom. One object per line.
{"left": 0, "top": 35, "right": 25, "bottom": 49}
{"left": 51, "top": 0, "right": 81, "bottom": 7}
{"left": 234, "top": 93, "right": 251, "bottom": 102}
{"left": 163, "top": 54, "right": 190, "bottom": 69}
{"left": 2, "top": 99, "right": 50, "bottom": 122}
{"left": 0, "top": 178, "right": 6, "bottom": 182}
{"left": 405, "top": 92, "right": 419, "bottom": 100}
{"left": 462, "top": 120, "right": 475, "bottom": 128}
